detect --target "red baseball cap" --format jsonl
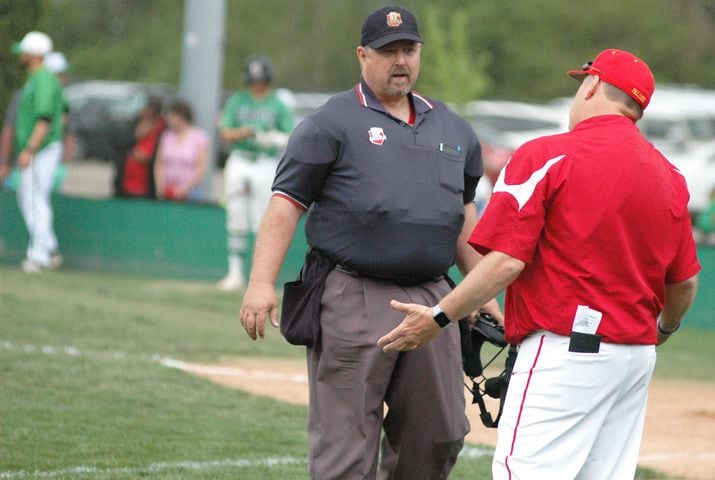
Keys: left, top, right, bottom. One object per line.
{"left": 567, "top": 49, "right": 655, "bottom": 109}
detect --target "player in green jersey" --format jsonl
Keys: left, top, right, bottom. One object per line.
{"left": 218, "top": 55, "right": 294, "bottom": 291}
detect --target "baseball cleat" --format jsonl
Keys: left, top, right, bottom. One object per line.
{"left": 218, "top": 275, "right": 245, "bottom": 292}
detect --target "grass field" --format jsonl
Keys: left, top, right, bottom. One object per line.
{"left": 1, "top": 266, "right": 711, "bottom": 479}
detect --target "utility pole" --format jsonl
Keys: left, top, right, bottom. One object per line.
{"left": 179, "top": 0, "right": 226, "bottom": 201}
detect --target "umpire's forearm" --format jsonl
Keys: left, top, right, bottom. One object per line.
{"left": 455, "top": 202, "right": 481, "bottom": 275}
{"left": 660, "top": 274, "right": 699, "bottom": 331}
{"left": 247, "top": 195, "right": 304, "bottom": 287}
{"left": 440, "top": 250, "right": 525, "bottom": 321}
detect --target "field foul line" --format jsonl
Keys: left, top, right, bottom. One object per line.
{"left": 0, "top": 456, "right": 306, "bottom": 479}
{"left": 0, "top": 340, "right": 308, "bottom": 383}
{"left": 2, "top": 340, "right": 706, "bottom": 465}
{"left": 0, "top": 448, "right": 492, "bottom": 479}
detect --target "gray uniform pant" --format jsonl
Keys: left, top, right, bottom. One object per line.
{"left": 307, "top": 270, "right": 469, "bottom": 480}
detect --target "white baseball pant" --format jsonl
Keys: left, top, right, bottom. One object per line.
{"left": 493, "top": 330, "right": 656, "bottom": 480}
{"left": 223, "top": 152, "right": 278, "bottom": 236}
{"left": 17, "top": 141, "right": 62, "bottom": 266}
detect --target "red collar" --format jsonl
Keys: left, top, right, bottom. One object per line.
{"left": 355, "top": 80, "right": 434, "bottom": 114}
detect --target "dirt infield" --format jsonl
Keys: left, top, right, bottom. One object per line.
{"left": 184, "top": 357, "right": 715, "bottom": 480}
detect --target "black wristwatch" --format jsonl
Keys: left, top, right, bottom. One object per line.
{"left": 432, "top": 305, "right": 452, "bottom": 328}
{"left": 657, "top": 320, "right": 680, "bottom": 335}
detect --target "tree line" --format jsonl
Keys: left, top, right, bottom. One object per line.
{"left": 2, "top": 0, "right": 715, "bottom": 112}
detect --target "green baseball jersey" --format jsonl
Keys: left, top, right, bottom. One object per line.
{"left": 220, "top": 90, "right": 294, "bottom": 158}
{"left": 14, "top": 66, "right": 65, "bottom": 152}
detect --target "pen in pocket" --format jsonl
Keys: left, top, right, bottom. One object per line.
{"left": 439, "top": 142, "right": 462, "bottom": 154}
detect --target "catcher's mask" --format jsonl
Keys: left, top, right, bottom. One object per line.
{"left": 461, "top": 313, "right": 518, "bottom": 428}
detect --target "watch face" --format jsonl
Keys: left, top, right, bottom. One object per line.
{"left": 434, "top": 312, "right": 451, "bottom": 328}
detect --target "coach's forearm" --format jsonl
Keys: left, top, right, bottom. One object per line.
{"left": 660, "top": 274, "right": 699, "bottom": 331}
{"left": 248, "top": 195, "right": 304, "bottom": 287}
{"left": 440, "top": 250, "right": 525, "bottom": 321}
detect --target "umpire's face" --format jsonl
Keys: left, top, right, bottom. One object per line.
{"left": 357, "top": 40, "right": 421, "bottom": 100}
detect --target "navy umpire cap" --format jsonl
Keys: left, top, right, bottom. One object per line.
{"left": 245, "top": 55, "right": 272, "bottom": 84}
{"left": 360, "top": 6, "right": 423, "bottom": 49}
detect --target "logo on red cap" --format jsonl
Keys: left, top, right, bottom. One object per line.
{"left": 631, "top": 88, "right": 646, "bottom": 105}
{"left": 386, "top": 12, "right": 403, "bottom": 27}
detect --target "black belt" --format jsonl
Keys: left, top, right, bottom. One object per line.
{"left": 334, "top": 263, "right": 444, "bottom": 287}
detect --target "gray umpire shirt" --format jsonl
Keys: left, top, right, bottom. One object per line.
{"left": 272, "top": 79, "right": 483, "bottom": 283}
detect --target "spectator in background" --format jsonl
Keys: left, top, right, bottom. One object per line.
{"left": 154, "top": 100, "right": 210, "bottom": 202}
{"left": 12, "top": 32, "right": 66, "bottom": 273}
{"left": 118, "top": 97, "right": 165, "bottom": 198}
{"left": 44, "top": 51, "right": 75, "bottom": 191}
{"left": 217, "top": 54, "right": 294, "bottom": 291}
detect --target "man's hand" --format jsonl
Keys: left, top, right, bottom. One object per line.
{"left": 378, "top": 300, "right": 442, "bottom": 352}
{"left": 240, "top": 281, "right": 279, "bottom": 340}
{"left": 657, "top": 330, "right": 672, "bottom": 346}
{"left": 17, "top": 150, "right": 33, "bottom": 169}
{"left": 479, "top": 298, "right": 504, "bottom": 326}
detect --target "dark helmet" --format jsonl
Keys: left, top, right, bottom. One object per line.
{"left": 245, "top": 55, "right": 273, "bottom": 84}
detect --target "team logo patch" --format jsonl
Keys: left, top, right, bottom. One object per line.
{"left": 368, "top": 127, "right": 387, "bottom": 145}
{"left": 386, "top": 12, "right": 402, "bottom": 27}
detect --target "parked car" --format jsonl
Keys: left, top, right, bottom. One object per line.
{"left": 639, "top": 86, "right": 715, "bottom": 156}
{"left": 668, "top": 141, "right": 715, "bottom": 215}
{"left": 64, "top": 80, "right": 175, "bottom": 162}
{"left": 464, "top": 100, "right": 567, "bottom": 183}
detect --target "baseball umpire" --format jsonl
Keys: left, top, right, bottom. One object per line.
{"left": 379, "top": 49, "right": 701, "bottom": 479}
{"left": 240, "top": 6, "right": 501, "bottom": 479}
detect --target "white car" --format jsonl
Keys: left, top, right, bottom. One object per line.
{"left": 640, "top": 86, "right": 715, "bottom": 156}
{"left": 667, "top": 141, "right": 715, "bottom": 214}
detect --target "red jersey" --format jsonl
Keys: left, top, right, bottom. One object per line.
{"left": 470, "top": 115, "right": 701, "bottom": 345}
{"left": 122, "top": 119, "right": 166, "bottom": 196}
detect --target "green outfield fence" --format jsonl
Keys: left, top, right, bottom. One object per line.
{"left": 1, "top": 191, "right": 712, "bottom": 329}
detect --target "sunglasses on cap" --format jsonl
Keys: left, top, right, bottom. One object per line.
{"left": 580, "top": 61, "right": 603, "bottom": 75}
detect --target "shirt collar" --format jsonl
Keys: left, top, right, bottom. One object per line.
{"left": 355, "top": 78, "right": 434, "bottom": 115}
{"left": 572, "top": 114, "right": 636, "bottom": 131}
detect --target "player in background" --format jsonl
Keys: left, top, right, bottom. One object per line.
{"left": 217, "top": 55, "right": 294, "bottom": 292}
{"left": 11, "top": 32, "right": 66, "bottom": 273}
{"left": 379, "top": 49, "right": 700, "bottom": 479}
{"left": 0, "top": 54, "right": 72, "bottom": 196}
{"left": 43, "top": 51, "right": 75, "bottom": 193}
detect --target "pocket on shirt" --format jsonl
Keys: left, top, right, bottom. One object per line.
{"left": 436, "top": 152, "right": 464, "bottom": 195}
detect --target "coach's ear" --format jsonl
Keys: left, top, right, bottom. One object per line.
{"left": 583, "top": 75, "right": 601, "bottom": 100}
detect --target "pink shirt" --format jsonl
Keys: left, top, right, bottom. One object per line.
{"left": 158, "top": 126, "right": 210, "bottom": 188}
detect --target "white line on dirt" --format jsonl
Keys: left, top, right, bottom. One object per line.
{"left": 0, "top": 456, "right": 306, "bottom": 479}
{"left": 160, "top": 357, "right": 309, "bottom": 383}
{"left": 639, "top": 451, "right": 715, "bottom": 462}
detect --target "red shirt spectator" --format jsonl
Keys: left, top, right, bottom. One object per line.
{"left": 121, "top": 100, "right": 165, "bottom": 197}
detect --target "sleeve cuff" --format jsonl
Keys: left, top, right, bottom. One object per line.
{"left": 272, "top": 191, "right": 309, "bottom": 211}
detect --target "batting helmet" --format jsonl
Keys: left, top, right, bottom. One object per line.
{"left": 245, "top": 55, "right": 273, "bottom": 84}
